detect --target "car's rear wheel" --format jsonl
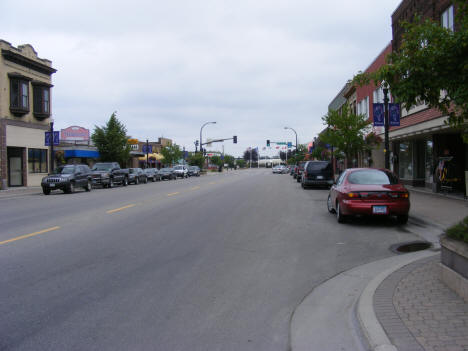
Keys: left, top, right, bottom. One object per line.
{"left": 109, "top": 178, "right": 114, "bottom": 188}
{"left": 327, "top": 195, "right": 335, "bottom": 213}
{"left": 336, "top": 202, "right": 347, "bottom": 223}
{"left": 397, "top": 214, "right": 408, "bottom": 224}
{"left": 144, "top": 177, "right": 148, "bottom": 184}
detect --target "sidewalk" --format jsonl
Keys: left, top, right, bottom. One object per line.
{"left": 291, "top": 189, "right": 468, "bottom": 351}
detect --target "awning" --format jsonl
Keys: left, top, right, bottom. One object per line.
{"left": 64, "top": 150, "right": 100, "bottom": 158}
{"left": 138, "top": 153, "right": 164, "bottom": 161}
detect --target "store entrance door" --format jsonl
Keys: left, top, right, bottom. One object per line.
{"left": 7, "top": 147, "right": 23, "bottom": 187}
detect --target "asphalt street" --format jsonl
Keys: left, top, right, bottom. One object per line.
{"left": 0, "top": 169, "right": 424, "bottom": 351}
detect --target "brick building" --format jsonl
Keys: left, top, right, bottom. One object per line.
{"left": 389, "top": 0, "right": 466, "bottom": 194}
{"left": 0, "top": 40, "right": 56, "bottom": 188}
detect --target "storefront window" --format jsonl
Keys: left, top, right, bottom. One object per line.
{"left": 425, "top": 140, "right": 434, "bottom": 183}
{"left": 399, "top": 141, "right": 413, "bottom": 179}
{"left": 28, "top": 148, "right": 48, "bottom": 173}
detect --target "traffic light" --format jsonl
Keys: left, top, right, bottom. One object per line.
{"left": 267, "top": 140, "right": 270, "bottom": 147}
{"left": 233, "top": 135, "right": 237, "bottom": 144}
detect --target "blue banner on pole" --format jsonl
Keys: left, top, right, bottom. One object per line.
{"left": 45, "top": 131, "right": 60, "bottom": 146}
{"left": 373, "top": 103, "right": 384, "bottom": 126}
{"left": 389, "top": 103, "right": 400, "bottom": 126}
{"left": 142, "top": 145, "right": 152, "bottom": 153}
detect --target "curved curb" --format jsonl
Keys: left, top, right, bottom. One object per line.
{"left": 357, "top": 250, "right": 437, "bottom": 351}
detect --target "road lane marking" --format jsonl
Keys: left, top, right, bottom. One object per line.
{"left": 190, "top": 186, "right": 201, "bottom": 190}
{"left": 167, "top": 192, "right": 180, "bottom": 197}
{"left": 106, "top": 204, "right": 136, "bottom": 214}
{"left": 0, "top": 226, "right": 61, "bottom": 246}
{"left": 209, "top": 182, "right": 216, "bottom": 185}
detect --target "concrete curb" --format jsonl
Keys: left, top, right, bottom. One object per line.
{"left": 357, "top": 250, "right": 437, "bottom": 351}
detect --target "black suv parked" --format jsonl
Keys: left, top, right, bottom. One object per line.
{"left": 301, "top": 161, "right": 333, "bottom": 188}
{"left": 41, "top": 164, "right": 93, "bottom": 195}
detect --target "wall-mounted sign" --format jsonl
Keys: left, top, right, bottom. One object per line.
{"left": 60, "top": 126, "right": 89, "bottom": 141}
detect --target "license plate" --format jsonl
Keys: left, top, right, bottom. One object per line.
{"left": 373, "top": 205, "right": 387, "bottom": 214}
{"left": 49, "top": 183, "right": 55, "bottom": 187}
{"left": 316, "top": 175, "right": 324, "bottom": 179}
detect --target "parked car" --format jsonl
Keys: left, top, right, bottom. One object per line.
{"left": 301, "top": 161, "right": 334, "bottom": 188}
{"left": 327, "top": 168, "right": 410, "bottom": 224}
{"left": 159, "top": 167, "right": 177, "bottom": 180}
{"left": 128, "top": 168, "right": 148, "bottom": 184}
{"left": 173, "top": 165, "right": 188, "bottom": 178}
{"left": 41, "top": 164, "right": 93, "bottom": 195}
{"left": 294, "top": 161, "right": 306, "bottom": 181}
{"left": 144, "top": 168, "right": 161, "bottom": 182}
{"left": 91, "top": 162, "right": 128, "bottom": 188}
{"left": 272, "top": 165, "right": 288, "bottom": 174}
{"left": 188, "top": 166, "right": 201, "bottom": 177}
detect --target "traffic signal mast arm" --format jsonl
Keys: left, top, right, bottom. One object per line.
{"left": 201, "top": 136, "right": 237, "bottom": 146}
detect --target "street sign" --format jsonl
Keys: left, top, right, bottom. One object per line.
{"left": 287, "top": 142, "right": 292, "bottom": 148}
{"left": 275, "top": 142, "right": 287, "bottom": 145}
{"left": 45, "top": 131, "right": 60, "bottom": 146}
{"left": 142, "top": 145, "right": 152, "bottom": 153}
{"left": 373, "top": 103, "right": 384, "bottom": 126}
{"left": 389, "top": 103, "right": 400, "bottom": 126}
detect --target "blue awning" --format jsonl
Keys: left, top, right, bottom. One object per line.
{"left": 64, "top": 150, "right": 100, "bottom": 158}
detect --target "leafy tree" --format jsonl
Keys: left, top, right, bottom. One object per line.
{"left": 287, "top": 144, "right": 308, "bottom": 164}
{"left": 188, "top": 152, "right": 205, "bottom": 169}
{"left": 161, "top": 144, "right": 182, "bottom": 166}
{"left": 236, "top": 159, "right": 246, "bottom": 168}
{"left": 279, "top": 149, "right": 294, "bottom": 161}
{"left": 321, "top": 104, "right": 372, "bottom": 167}
{"left": 243, "top": 148, "right": 258, "bottom": 162}
{"left": 91, "top": 112, "right": 130, "bottom": 166}
{"left": 224, "top": 155, "right": 235, "bottom": 168}
{"left": 353, "top": 0, "right": 468, "bottom": 142}
{"left": 210, "top": 155, "right": 223, "bottom": 167}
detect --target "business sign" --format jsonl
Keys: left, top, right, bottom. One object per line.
{"left": 142, "top": 145, "right": 152, "bottom": 153}
{"left": 60, "top": 126, "right": 89, "bottom": 141}
{"left": 373, "top": 103, "right": 384, "bottom": 126}
{"left": 45, "top": 131, "right": 60, "bottom": 146}
{"left": 389, "top": 103, "right": 401, "bottom": 126}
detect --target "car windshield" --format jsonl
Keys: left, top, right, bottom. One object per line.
{"left": 307, "top": 162, "right": 330, "bottom": 171}
{"left": 189, "top": 166, "right": 198, "bottom": 170}
{"left": 92, "top": 164, "right": 112, "bottom": 171}
{"left": 347, "top": 170, "right": 399, "bottom": 185}
{"left": 174, "top": 166, "right": 183, "bottom": 170}
{"left": 129, "top": 169, "right": 135, "bottom": 173}
{"left": 55, "top": 166, "right": 75, "bottom": 174}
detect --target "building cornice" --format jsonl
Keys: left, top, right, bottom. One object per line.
{"left": 2, "top": 49, "right": 57, "bottom": 76}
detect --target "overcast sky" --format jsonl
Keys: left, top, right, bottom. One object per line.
{"left": 2, "top": 0, "right": 401, "bottom": 157}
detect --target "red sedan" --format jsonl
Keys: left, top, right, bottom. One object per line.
{"left": 327, "top": 168, "right": 410, "bottom": 224}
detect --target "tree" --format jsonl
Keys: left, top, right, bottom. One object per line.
{"left": 161, "top": 144, "right": 182, "bottom": 166}
{"left": 353, "top": 0, "right": 468, "bottom": 142}
{"left": 243, "top": 148, "right": 258, "bottom": 163}
{"left": 188, "top": 152, "right": 205, "bottom": 169}
{"left": 279, "top": 149, "right": 294, "bottom": 162}
{"left": 210, "top": 155, "right": 223, "bottom": 167}
{"left": 91, "top": 112, "right": 130, "bottom": 166}
{"left": 321, "top": 104, "right": 372, "bottom": 167}
{"left": 224, "top": 155, "right": 235, "bottom": 168}
{"left": 236, "top": 159, "right": 246, "bottom": 168}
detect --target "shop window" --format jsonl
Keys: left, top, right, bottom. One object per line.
{"left": 10, "top": 77, "right": 30, "bottom": 115}
{"left": 28, "top": 148, "right": 48, "bottom": 173}
{"left": 425, "top": 140, "right": 434, "bottom": 183}
{"left": 399, "top": 141, "right": 413, "bottom": 179}
{"left": 33, "top": 84, "right": 51, "bottom": 119}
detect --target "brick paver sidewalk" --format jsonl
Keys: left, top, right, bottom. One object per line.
{"left": 375, "top": 256, "right": 468, "bottom": 351}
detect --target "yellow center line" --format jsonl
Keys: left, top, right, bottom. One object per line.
{"left": 190, "top": 186, "right": 201, "bottom": 190}
{"left": 106, "top": 204, "right": 136, "bottom": 214}
{"left": 167, "top": 192, "right": 180, "bottom": 197}
{"left": 0, "top": 226, "right": 61, "bottom": 246}
{"left": 209, "top": 181, "right": 216, "bottom": 185}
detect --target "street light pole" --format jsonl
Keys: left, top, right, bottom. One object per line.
{"left": 284, "top": 126, "right": 298, "bottom": 156}
{"left": 199, "top": 121, "right": 216, "bottom": 154}
{"left": 383, "top": 82, "right": 390, "bottom": 169}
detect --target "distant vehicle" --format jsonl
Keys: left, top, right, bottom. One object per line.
{"left": 159, "top": 167, "right": 177, "bottom": 180}
{"left": 188, "top": 166, "right": 201, "bottom": 177}
{"left": 41, "top": 164, "right": 93, "bottom": 195}
{"left": 173, "top": 165, "right": 188, "bottom": 178}
{"left": 301, "top": 161, "right": 334, "bottom": 188}
{"left": 91, "top": 162, "right": 128, "bottom": 188}
{"left": 272, "top": 165, "right": 288, "bottom": 174}
{"left": 327, "top": 168, "right": 410, "bottom": 224}
{"left": 128, "top": 168, "right": 148, "bottom": 184}
{"left": 144, "top": 168, "right": 161, "bottom": 182}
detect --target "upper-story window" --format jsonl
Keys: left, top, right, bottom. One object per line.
{"left": 441, "top": 5, "right": 454, "bottom": 31}
{"left": 32, "top": 82, "right": 51, "bottom": 119}
{"left": 357, "top": 97, "right": 369, "bottom": 119}
{"left": 9, "top": 74, "right": 31, "bottom": 115}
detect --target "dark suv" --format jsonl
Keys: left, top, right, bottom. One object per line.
{"left": 41, "top": 164, "right": 93, "bottom": 195}
{"left": 301, "top": 161, "right": 333, "bottom": 188}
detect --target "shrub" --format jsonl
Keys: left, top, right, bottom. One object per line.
{"left": 446, "top": 216, "right": 468, "bottom": 244}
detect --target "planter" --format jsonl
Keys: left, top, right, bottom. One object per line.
{"left": 440, "top": 234, "right": 468, "bottom": 302}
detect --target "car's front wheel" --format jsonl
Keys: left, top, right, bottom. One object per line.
{"left": 67, "top": 182, "right": 75, "bottom": 194}
{"left": 84, "top": 180, "right": 92, "bottom": 191}
{"left": 42, "top": 187, "right": 51, "bottom": 195}
{"left": 135, "top": 177, "right": 139, "bottom": 185}
{"left": 109, "top": 178, "right": 114, "bottom": 188}
{"left": 327, "top": 195, "right": 335, "bottom": 213}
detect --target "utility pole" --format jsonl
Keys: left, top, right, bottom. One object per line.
{"left": 50, "top": 120, "right": 54, "bottom": 173}
{"left": 146, "top": 139, "right": 149, "bottom": 168}
{"left": 383, "top": 82, "right": 390, "bottom": 169}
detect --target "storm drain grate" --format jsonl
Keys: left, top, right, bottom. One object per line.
{"left": 390, "top": 241, "right": 432, "bottom": 254}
